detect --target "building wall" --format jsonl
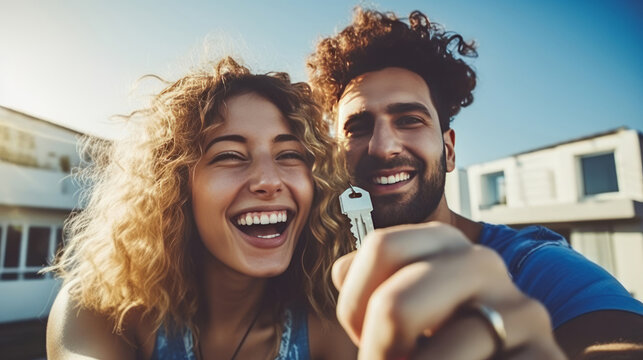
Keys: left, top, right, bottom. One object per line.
{"left": 468, "top": 129, "right": 643, "bottom": 219}
{"left": 610, "top": 223, "right": 643, "bottom": 300}
{"left": 571, "top": 221, "right": 643, "bottom": 300}
{"left": 464, "top": 128, "right": 643, "bottom": 301}
{"left": 0, "top": 106, "right": 81, "bottom": 173}
{"left": 0, "top": 107, "right": 81, "bottom": 323}
{"left": 445, "top": 169, "right": 471, "bottom": 218}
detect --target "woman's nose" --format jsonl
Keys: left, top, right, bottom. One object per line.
{"left": 248, "top": 161, "right": 283, "bottom": 197}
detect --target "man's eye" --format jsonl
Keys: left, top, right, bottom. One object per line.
{"left": 397, "top": 116, "right": 424, "bottom": 127}
{"left": 209, "top": 152, "right": 245, "bottom": 164}
{"left": 345, "top": 123, "right": 372, "bottom": 138}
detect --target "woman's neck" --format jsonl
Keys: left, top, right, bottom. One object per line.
{"left": 200, "top": 255, "right": 267, "bottom": 328}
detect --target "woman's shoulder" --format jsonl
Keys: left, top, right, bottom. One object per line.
{"left": 307, "top": 310, "right": 357, "bottom": 360}
{"left": 47, "top": 282, "right": 157, "bottom": 359}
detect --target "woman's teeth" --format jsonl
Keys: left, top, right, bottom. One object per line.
{"left": 236, "top": 210, "right": 288, "bottom": 226}
{"left": 373, "top": 172, "right": 411, "bottom": 185}
{"left": 257, "top": 233, "right": 280, "bottom": 239}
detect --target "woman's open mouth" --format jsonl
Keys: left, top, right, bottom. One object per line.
{"left": 232, "top": 210, "right": 291, "bottom": 239}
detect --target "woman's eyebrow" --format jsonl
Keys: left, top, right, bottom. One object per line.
{"left": 205, "top": 134, "right": 246, "bottom": 152}
{"left": 274, "top": 134, "right": 301, "bottom": 143}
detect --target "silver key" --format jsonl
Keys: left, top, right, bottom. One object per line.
{"left": 339, "top": 185, "right": 374, "bottom": 248}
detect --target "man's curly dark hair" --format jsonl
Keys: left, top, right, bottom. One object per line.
{"left": 307, "top": 8, "right": 478, "bottom": 132}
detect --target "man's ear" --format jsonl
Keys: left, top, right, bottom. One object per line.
{"left": 443, "top": 129, "right": 456, "bottom": 172}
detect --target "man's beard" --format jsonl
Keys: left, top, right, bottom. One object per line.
{"left": 353, "top": 150, "right": 446, "bottom": 229}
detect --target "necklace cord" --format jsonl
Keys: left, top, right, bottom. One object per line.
{"left": 198, "top": 306, "right": 263, "bottom": 360}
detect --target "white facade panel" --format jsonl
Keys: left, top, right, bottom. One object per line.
{"left": 0, "top": 278, "right": 61, "bottom": 322}
{"left": 0, "top": 162, "right": 79, "bottom": 210}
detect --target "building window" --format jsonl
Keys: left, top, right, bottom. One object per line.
{"left": 480, "top": 171, "right": 506, "bottom": 208}
{"left": 59, "top": 155, "right": 71, "bottom": 173}
{"left": 0, "top": 224, "right": 60, "bottom": 281}
{"left": 3, "top": 225, "right": 22, "bottom": 268}
{"left": 55, "top": 227, "right": 65, "bottom": 255}
{"left": 580, "top": 152, "right": 618, "bottom": 196}
{"left": 26, "top": 227, "right": 51, "bottom": 267}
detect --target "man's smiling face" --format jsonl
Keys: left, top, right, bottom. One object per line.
{"left": 336, "top": 67, "right": 455, "bottom": 228}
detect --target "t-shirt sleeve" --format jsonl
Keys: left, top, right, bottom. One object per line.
{"left": 513, "top": 243, "right": 643, "bottom": 328}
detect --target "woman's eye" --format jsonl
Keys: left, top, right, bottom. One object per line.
{"left": 209, "top": 152, "right": 245, "bottom": 164}
{"left": 277, "top": 151, "right": 306, "bottom": 162}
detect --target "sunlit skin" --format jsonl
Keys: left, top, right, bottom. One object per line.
{"left": 336, "top": 67, "right": 457, "bottom": 226}
{"left": 331, "top": 68, "right": 568, "bottom": 360}
{"left": 191, "top": 92, "right": 313, "bottom": 278}
{"left": 45, "top": 90, "right": 358, "bottom": 360}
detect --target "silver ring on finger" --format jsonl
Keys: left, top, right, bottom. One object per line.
{"left": 469, "top": 302, "right": 507, "bottom": 357}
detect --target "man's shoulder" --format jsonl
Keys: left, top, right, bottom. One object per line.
{"left": 479, "top": 223, "right": 569, "bottom": 251}
{"left": 478, "top": 223, "right": 569, "bottom": 271}
{"left": 478, "top": 223, "right": 643, "bottom": 328}
{"left": 480, "top": 222, "right": 567, "bottom": 245}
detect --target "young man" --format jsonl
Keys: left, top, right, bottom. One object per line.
{"left": 308, "top": 8, "right": 643, "bottom": 360}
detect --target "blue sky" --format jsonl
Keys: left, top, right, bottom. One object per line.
{"left": 1, "top": 0, "right": 641, "bottom": 167}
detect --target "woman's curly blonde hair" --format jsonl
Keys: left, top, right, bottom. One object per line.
{"left": 49, "top": 57, "right": 353, "bottom": 335}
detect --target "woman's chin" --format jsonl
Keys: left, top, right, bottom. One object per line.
{"left": 241, "top": 258, "right": 292, "bottom": 278}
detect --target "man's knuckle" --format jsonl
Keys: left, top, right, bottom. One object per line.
{"left": 367, "top": 229, "right": 394, "bottom": 260}
{"left": 336, "top": 297, "right": 358, "bottom": 328}
{"left": 370, "top": 286, "right": 410, "bottom": 326}
{"left": 473, "top": 246, "right": 507, "bottom": 275}
{"left": 522, "top": 298, "right": 552, "bottom": 331}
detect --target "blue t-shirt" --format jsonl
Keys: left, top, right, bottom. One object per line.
{"left": 151, "top": 305, "right": 310, "bottom": 359}
{"left": 479, "top": 222, "right": 643, "bottom": 328}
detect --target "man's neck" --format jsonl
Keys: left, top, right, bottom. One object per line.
{"left": 425, "top": 196, "right": 483, "bottom": 243}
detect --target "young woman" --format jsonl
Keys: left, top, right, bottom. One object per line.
{"left": 46, "top": 57, "right": 357, "bottom": 359}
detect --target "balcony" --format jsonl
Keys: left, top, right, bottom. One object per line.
{"left": 477, "top": 198, "right": 643, "bottom": 225}
{"left": 0, "top": 161, "right": 79, "bottom": 210}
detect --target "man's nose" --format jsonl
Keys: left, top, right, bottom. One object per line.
{"left": 248, "top": 160, "right": 283, "bottom": 198}
{"left": 368, "top": 122, "right": 402, "bottom": 160}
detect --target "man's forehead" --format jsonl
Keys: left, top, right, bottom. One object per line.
{"left": 337, "top": 67, "right": 435, "bottom": 122}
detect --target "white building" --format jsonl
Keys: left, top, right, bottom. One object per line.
{"left": 450, "top": 127, "right": 643, "bottom": 300}
{"left": 0, "top": 106, "right": 82, "bottom": 324}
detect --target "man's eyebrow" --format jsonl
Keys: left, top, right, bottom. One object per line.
{"left": 386, "top": 102, "right": 432, "bottom": 117}
{"left": 274, "top": 134, "right": 301, "bottom": 143}
{"left": 205, "top": 134, "right": 246, "bottom": 151}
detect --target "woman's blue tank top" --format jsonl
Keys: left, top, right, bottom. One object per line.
{"left": 151, "top": 306, "right": 310, "bottom": 359}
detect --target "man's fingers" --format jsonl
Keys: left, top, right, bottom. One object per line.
{"left": 408, "top": 299, "right": 559, "bottom": 360}
{"left": 332, "top": 251, "right": 356, "bottom": 291}
{"left": 356, "top": 246, "right": 521, "bottom": 360}
{"left": 337, "top": 222, "right": 470, "bottom": 344}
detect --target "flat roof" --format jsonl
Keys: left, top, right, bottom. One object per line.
{"left": 0, "top": 105, "right": 84, "bottom": 135}
{"left": 511, "top": 126, "right": 639, "bottom": 156}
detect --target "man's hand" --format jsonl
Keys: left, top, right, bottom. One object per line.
{"left": 332, "top": 222, "right": 566, "bottom": 360}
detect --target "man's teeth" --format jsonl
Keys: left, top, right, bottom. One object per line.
{"left": 373, "top": 172, "right": 411, "bottom": 185}
{"left": 237, "top": 210, "right": 288, "bottom": 226}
